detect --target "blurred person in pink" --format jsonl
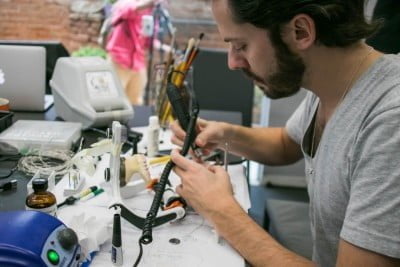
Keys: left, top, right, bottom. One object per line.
{"left": 106, "top": 0, "right": 160, "bottom": 105}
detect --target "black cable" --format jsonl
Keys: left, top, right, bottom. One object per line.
{"left": 0, "top": 155, "right": 21, "bottom": 180}
{"left": 0, "top": 179, "right": 17, "bottom": 191}
{"left": 0, "top": 166, "right": 18, "bottom": 179}
{"left": 133, "top": 239, "right": 144, "bottom": 267}
{"left": 0, "top": 155, "right": 21, "bottom": 162}
{"left": 140, "top": 160, "right": 175, "bottom": 245}
{"left": 133, "top": 92, "right": 199, "bottom": 266}
{"left": 140, "top": 111, "right": 197, "bottom": 244}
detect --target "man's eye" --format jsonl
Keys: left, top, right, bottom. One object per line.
{"left": 233, "top": 44, "right": 247, "bottom": 52}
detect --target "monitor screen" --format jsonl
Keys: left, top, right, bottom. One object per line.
{"left": 0, "top": 40, "right": 70, "bottom": 94}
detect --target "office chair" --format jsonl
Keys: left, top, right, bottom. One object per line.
{"left": 264, "top": 89, "right": 307, "bottom": 188}
{"left": 262, "top": 89, "right": 312, "bottom": 259}
{"left": 366, "top": 0, "right": 400, "bottom": 54}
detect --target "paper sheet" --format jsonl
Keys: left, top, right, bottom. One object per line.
{"left": 54, "top": 154, "right": 250, "bottom": 266}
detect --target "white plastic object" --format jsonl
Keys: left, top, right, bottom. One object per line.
{"left": 0, "top": 120, "right": 82, "bottom": 151}
{"left": 63, "top": 169, "right": 86, "bottom": 196}
{"left": 50, "top": 57, "right": 133, "bottom": 128}
{"left": 71, "top": 139, "right": 113, "bottom": 176}
{"left": 120, "top": 179, "right": 146, "bottom": 199}
{"left": 110, "top": 121, "right": 123, "bottom": 203}
{"left": 147, "top": 116, "right": 160, "bottom": 157}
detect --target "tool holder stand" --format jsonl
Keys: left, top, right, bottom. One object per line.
{"left": 108, "top": 121, "right": 186, "bottom": 229}
{"left": 109, "top": 203, "right": 185, "bottom": 229}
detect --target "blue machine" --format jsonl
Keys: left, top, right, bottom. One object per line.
{"left": 0, "top": 211, "right": 81, "bottom": 267}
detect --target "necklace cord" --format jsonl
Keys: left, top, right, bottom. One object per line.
{"left": 310, "top": 46, "right": 374, "bottom": 157}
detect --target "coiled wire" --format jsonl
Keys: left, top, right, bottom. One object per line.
{"left": 17, "top": 149, "right": 74, "bottom": 177}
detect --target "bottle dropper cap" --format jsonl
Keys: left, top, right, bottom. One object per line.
{"left": 32, "top": 178, "right": 48, "bottom": 191}
{"left": 149, "top": 116, "right": 159, "bottom": 127}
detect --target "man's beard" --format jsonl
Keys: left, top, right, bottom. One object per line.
{"left": 242, "top": 30, "right": 306, "bottom": 99}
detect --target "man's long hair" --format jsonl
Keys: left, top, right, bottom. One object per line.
{"left": 228, "top": 0, "right": 381, "bottom": 47}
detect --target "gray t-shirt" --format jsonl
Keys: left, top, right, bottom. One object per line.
{"left": 286, "top": 54, "right": 400, "bottom": 266}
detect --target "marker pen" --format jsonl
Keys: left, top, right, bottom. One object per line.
{"left": 111, "top": 213, "right": 123, "bottom": 266}
{"left": 74, "top": 185, "right": 98, "bottom": 199}
{"left": 80, "top": 188, "right": 104, "bottom": 202}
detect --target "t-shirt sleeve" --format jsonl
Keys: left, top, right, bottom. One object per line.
{"left": 285, "top": 92, "right": 314, "bottom": 145}
{"left": 340, "top": 106, "right": 400, "bottom": 258}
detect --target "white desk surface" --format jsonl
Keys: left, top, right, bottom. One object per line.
{"left": 54, "top": 153, "right": 250, "bottom": 267}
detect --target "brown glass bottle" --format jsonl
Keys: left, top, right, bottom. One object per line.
{"left": 26, "top": 178, "right": 57, "bottom": 216}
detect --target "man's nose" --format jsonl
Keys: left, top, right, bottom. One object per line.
{"left": 227, "top": 50, "right": 249, "bottom": 70}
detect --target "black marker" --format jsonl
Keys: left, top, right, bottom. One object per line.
{"left": 112, "top": 213, "right": 123, "bottom": 266}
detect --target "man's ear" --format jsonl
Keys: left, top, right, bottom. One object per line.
{"left": 283, "top": 14, "right": 316, "bottom": 51}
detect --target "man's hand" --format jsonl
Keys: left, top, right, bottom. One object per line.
{"left": 171, "top": 149, "right": 235, "bottom": 220}
{"left": 170, "top": 118, "right": 232, "bottom": 157}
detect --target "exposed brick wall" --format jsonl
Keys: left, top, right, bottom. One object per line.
{"left": 68, "top": 12, "right": 103, "bottom": 51}
{"left": 1, "top": 0, "right": 66, "bottom": 50}
{"left": 0, "top": 0, "right": 227, "bottom": 53}
{"left": 173, "top": 21, "right": 226, "bottom": 50}
{"left": 168, "top": 0, "right": 213, "bottom": 19}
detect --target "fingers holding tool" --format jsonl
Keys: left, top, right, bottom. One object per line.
{"left": 171, "top": 149, "right": 234, "bottom": 219}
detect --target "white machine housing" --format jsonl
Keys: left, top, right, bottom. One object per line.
{"left": 50, "top": 57, "right": 133, "bottom": 128}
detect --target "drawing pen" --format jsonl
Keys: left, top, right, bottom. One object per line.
{"left": 58, "top": 186, "right": 99, "bottom": 208}
{"left": 74, "top": 185, "right": 98, "bottom": 199}
{"left": 80, "top": 188, "right": 104, "bottom": 202}
{"left": 111, "top": 213, "right": 123, "bottom": 266}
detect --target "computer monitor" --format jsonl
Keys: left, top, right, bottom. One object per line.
{"left": 193, "top": 48, "right": 254, "bottom": 127}
{"left": 0, "top": 40, "right": 70, "bottom": 94}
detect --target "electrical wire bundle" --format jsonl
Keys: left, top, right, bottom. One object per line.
{"left": 17, "top": 149, "right": 74, "bottom": 177}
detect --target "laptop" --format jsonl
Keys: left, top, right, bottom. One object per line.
{"left": 0, "top": 45, "right": 53, "bottom": 112}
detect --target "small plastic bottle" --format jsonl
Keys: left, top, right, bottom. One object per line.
{"left": 26, "top": 178, "right": 57, "bottom": 216}
{"left": 147, "top": 116, "right": 160, "bottom": 157}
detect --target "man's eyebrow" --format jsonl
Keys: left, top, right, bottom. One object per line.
{"left": 223, "top": 37, "right": 244, "bottom": 43}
